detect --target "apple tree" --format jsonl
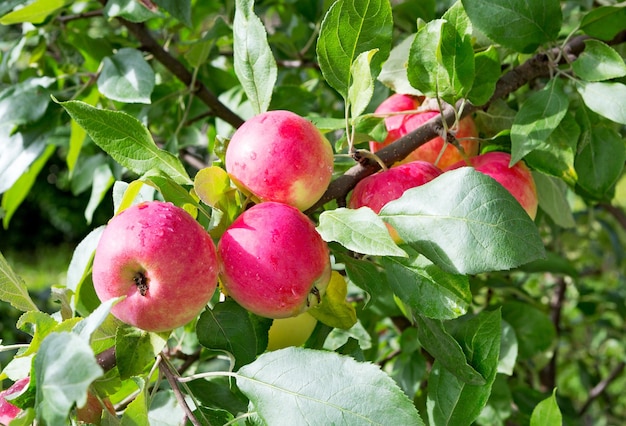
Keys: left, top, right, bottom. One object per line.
{"left": 1, "top": 0, "right": 626, "bottom": 424}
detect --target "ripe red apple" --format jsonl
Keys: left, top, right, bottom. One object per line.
{"left": 348, "top": 161, "right": 443, "bottom": 241}
{"left": 445, "top": 151, "right": 538, "bottom": 219}
{"left": 92, "top": 201, "right": 219, "bottom": 332}
{"left": 217, "top": 201, "right": 331, "bottom": 319}
{"left": 0, "top": 377, "right": 29, "bottom": 425}
{"left": 369, "top": 94, "right": 479, "bottom": 169}
{"left": 225, "top": 110, "right": 334, "bottom": 211}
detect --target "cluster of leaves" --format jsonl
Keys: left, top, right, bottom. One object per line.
{"left": 1, "top": 0, "right": 625, "bottom": 425}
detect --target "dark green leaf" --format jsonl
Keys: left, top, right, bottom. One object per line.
{"left": 501, "top": 301, "right": 555, "bottom": 359}
{"left": 580, "top": 6, "right": 626, "bottom": 41}
{"left": 97, "top": 48, "right": 155, "bottom": 104}
{"left": 317, "top": 0, "right": 393, "bottom": 98}
{"left": 576, "top": 81, "right": 626, "bottom": 125}
{"left": 116, "top": 325, "right": 162, "bottom": 380}
{"left": 185, "top": 376, "right": 249, "bottom": 415}
{"left": 379, "top": 168, "right": 545, "bottom": 275}
{"left": 530, "top": 389, "right": 562, "bottom": 426}
{"left": 35, "top": 332, "right": 104, "bottom": 425}
{"left": 572, "top": 40, "right": 626, "bottom": 82}
{"left": 237, "top": 347, "right": 424, "bottom": 425}
{"left": 510, "top": 79, "right": 569, "bottom": 164}
{"left": 317, "top": 207, "right": 407, "bottom": 258}
{"left": 468, "top": 46, "right": 500, "bottom": 106}
{"left": 153, "top": 0, "right": 191, "bottom": 27}
{"left": 381, "top": 254, "right": 471, "bottom": 320}
{"left": 233, "top": 0, "right": 277, "bottom": 115}
{"left": 476, "top": 374, "right": 513, "bottom": 425}
{"left": 462, "top": 0, "right": 562, "bottom": 53}
{"left": 57, "top": 100, "right": 191, "bottom": 184}
{"left": 533, "top": 172, "right": 575, "bottom": 229}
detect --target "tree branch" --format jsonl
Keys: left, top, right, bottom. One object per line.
{"left": 579, "top": 361, "right": 626, "bottom": 415}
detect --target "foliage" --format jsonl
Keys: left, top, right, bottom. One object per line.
{"left": 1, "top": 0, "right": 625, "bottom": 425}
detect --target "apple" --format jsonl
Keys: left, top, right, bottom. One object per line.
{"left": 348, "top": 161, "right": 443, "bottom": 241}
{"left": 266, "top": 312, "right": 318, "bottom": 351}
{"left": 445, "top": 151, "right": 538, "bottom": 219}
{"left": 76, "top": 391, "right": 116, "bottom": 425}
{"left": 225, "top": 110, "right": 334, "bottom": 211}
{"left": 217, "top": 201, "right": 331, "bottom": 319}
{"left": 0, "top": 377, "right": 29, "bottom": 425}
{"left": 92, "top": 201, "right": 219, "bottom": 332}
{"left": 369, "top": 94, "right": 479, "bottom": 169}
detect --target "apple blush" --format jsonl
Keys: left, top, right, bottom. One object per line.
{"left": 217, "top": 201, "right": 332, "bottom": 319}
{"left": 92, "top": 201, "right": 219, "bottom": 332}
{"left": 370, "top": 93, "right": 479, "bottom": 169}
{"left": 225, "top": 110, "right": 334, "bottom": 211}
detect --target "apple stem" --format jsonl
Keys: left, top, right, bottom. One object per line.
{"left": 352, "top": 149, "right": 388, "bottom": 171}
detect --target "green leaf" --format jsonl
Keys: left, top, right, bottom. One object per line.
{"left": 197, "top": 299, "right": 272, "bottom": 370}
{"left": 427, "top": 310, "right": 501, "bottom": 426}
{"left": 308, "top": 271, "right": 357, "bottom": 330}
{"left": 348, "top": 49, "right": 378, "bottom": 118}
{"left": 381, "top": 254, "right": 471, "bottom": 320}
{"left": 84, "top": 163, "right": 115, "bottom": 224}
{"left": 97, "top": 48, "right": 155, "bottom": 104}
{"left": 0, "top": 125, "right": 48, "bottom": 194}
{"left": 407, "top": 16, "right": 475, "bottom": 104}
{"left": 576, "top": 81, "right": 626, "bottom": 125}
{"left": 317, "top": 207, "right": 407, "bottom": 258}
{"left": 580, "top": 6, "right": 626, "bottom": 41}
{"left": 337, "top": 253, "right": 395, "bottom": 308}
{"left": 317, "top": 0, "right": 393, "bottom": 98}
{"left": 2, "top": 144, "right": 54, "bottom": 228}
{"left": 415, "top": 315, "right": 486, "bottom": 386}
{"left": 0, "top": 77, "right": 53, "bottom": 127}
{"left": 17, "top": 312, "right": 81, "bottom": 356}
{"left": 510, "top": 79, "right": 569, "bottom": 164}
{"left": 533, "top": 172, "right": 575, "bottom": 229}
{"left": 120, "top": 377, "right": 149, "bottom": 425}
{"left": 530, "top": 389, "right": 562, "bottom": 426}
{"left": 57, "top": 100, "right": 191, "bottom": 184}
{"left": 153, "top": 0, "right": 191, "bottom": 27}
{"left": 572, "top": 40, "right": 626, "bottom": 82}
{"left": 498, "top": 321, "right": 518, "bottom": 376}
{"left": 574, "top": 126, "right": 626, "bottom": 200}
{"left": 461, "top": 0, "right": 562, "bottom": 53}
{"left": 67, "top": 89, "right": 100, "bottom": 176}
{"left": 116, "top": 325, "right": 163, "bottom": 380}
{"left": 73, "top": 298, "right": 120, "bottom": 343}
{"left": 237, "top": 347, "right": 424, "bottom": 425}
{"left": 0, "top": 251, "right": 39, "bottom": 312}
{"left": 468, "top": 45, "right": 500, "bottom": 106}
{"left": 378, "top": 34, "right": 422, "bottom": 96}
{"left": 501, "top": 301, "right": 555, "bottom": 359}
{"left": 0, "top": 0, "right": 67, "bottom": 24}
{"left": 233, "top": 0, "right": 277, "bottom": 115}
{"left": 104, "top": 0, "right": 159, "bottom": 23}
{"left": 379, "top": 168, "right": 545, "bottom": 275}
{"left": 35, "top": 332, "right": 104, "bottom": 425}
{"left": 66, "top": 226, "right": 104, "bottom": 295}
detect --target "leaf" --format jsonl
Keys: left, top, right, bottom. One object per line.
{"left": 197, "top": 299, "right": 272, "bottom": 370}
{"left": 426, "top": 309, "right": 501, "bottom": 426}
{"left": 35, "top": 332, "right": 104, "bottom": 425}
{"left": 533, "top": 172, "right": 575, "bottom": 229}
{"left": 317, "top": 207, "right": 407, "bottom": 258}
{"left": 194, "top": 166, "right": 231, "bottom": 208}
{"left": 468, "top": 45, "right": 500, "bottom": 106}
{"left": 0, "top": 251, "right": 39, "bottom": 312}
{"left": 337, "top": 253, "right": 395, "bottom": 308}
{"left": 97, "top": 48, "right": 155, "bottom": 104}
{"left": 576, "top": 81, "right": 626, "bottom": 125}
{"left": 153, "top": 0, "right": 191, "bottom": 27}
{"left": 574, "top": 126, "right": 626, "bottom": 200}
{"left": 84, "top": 163, "right": 115, "bottom": 224}
{"left": 1, "top": 144, "right": 54, "bottom": 228}
{"left": 116, "top": 325, "right": 165, "bottom": 380}
{"left": 378, "top": 34, "right": 422, "bottom": 96}
{"left": 572, "top": 40, "right": 626, "bottom": 82}
{"left": 237, "top": 347, "right": 424, "bottom": 425}
{"left": 66, "top": 226, "right": 104, "bottom": 295}
{"left": 379, "top": 168, "right": 545, "bottom": 275}
{"left": 0, "top": 77, "right": 53, "bottom": 127}
{"left": 17, "top": 312, "right": 81, "bottom": 357}
{"left": 308, "top": 271, "right": 357, "bottom": 329}
{"left": 348, "top": 49, "right": 378, "bottom": 118}
{"left": 407, "top": 17, "right": 475, "bottom": 104}
{"left": 104, "top": 0, "right": 159, "bottom": 23}
{"left": 530, "top": 389, "right": 562, "bottom": 426}
{"left": 501, "top": 301, "right": 555, "bottom": 359}
{"left": 510, "top": 78, "right": 569, "bottom": 164}
{"left": 67, "top": 89, "right": 100, "bottom": 176}
{"left": 317, "top": 0, "right": 393, "bottom": 98}
{"left": 233, "top": 0, "right": 277, "bottom": 115}
{"left": 120, "top": 377, "right": 149, "bottom": 425}
{"left": 57, "top": 100, "right": 191, "bottom": 184}
{"left": 0, "top": 0, "right": 67, "bottom": 24}
{"left": 0, "top": 125, "right": 48, "bottom": 194}
{"left": 580, "top": 6, "right": 626, "bottom": 41}
{"left": 381, "top": 254, "right": 472, "bottom": 320}
{"left": 498, "top": 321, "right": 518, "bottom": 376}
{"left": 415, "top": 315, "right": 486, "bottom": 385}
{"left": 461, "top": 0, "right": 562, "bottom": 53}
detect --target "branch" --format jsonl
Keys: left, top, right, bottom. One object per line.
{"left": 579, "top": 361, "right": 626, "bottom": 415}
{"left": 159, "top": 355, "right": 201, "bottom": 426}
{"left": 539, "top": 276, "right": 568, "bottom": 391}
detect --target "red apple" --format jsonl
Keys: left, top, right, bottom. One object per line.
{"left": 76, "top": 391, "right": 116, "bottom": 425}
{"left": 225, "top": 110, "right": 334, "bottom": 211}
{"left": 0, "top": 377, "right": 29, "bottom": 425}
{"left": 92, "top": 201, "right": 219, "bottom": 332}
{"left": 369, "top": 94, "right": 479, "bottom": 169}
{"left": 217, "top": 201, "right": 331, "bottom": 319}
{"left": 348, "top": 161, "right": 443, "bottom": 241}
{"left": 445, "top": 151, "right": 538, "bottom": 219}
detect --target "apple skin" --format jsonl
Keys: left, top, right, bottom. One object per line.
{"left": 348, "top": 161, "right": 443, "bottom": 241}
{"left": 76, "top": 391, "right": 116, "bottom": 425}
{"left": 92, "top": 201, "right": 219, "bottom": 332}
{"left": 445, "top": 151, "right": 538, "bottom": 219}
{"left": 266, "top": 312, "right": 318, "bottom": 351}
{"left": 0, "top": 377, "right": 29, "bottom": 425}
{"left": 369, "top": 94, "right": 479, "bottom": 169}
{"left": 217, "top": 201, "right": 331, "bottom": 319}
{"left": 225, "top": 110, "right": 334, "bottom": 211}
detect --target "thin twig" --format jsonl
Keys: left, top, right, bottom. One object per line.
{"left": 159, "top": 355, "right": 201, "bottom": 426}
{"left": 579, "top": 361, "right": 626, "bottom": 415}
{"left": 539, "top": 276, "right": 568, "bottom": 391}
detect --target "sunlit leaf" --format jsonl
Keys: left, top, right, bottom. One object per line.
{"left": 0, "top": 252, "right": 39, "bottom": 312}
{"left": 530, "top": 389, "right": 562, "bottom": 426}
{"left": 308, "top": 271, "right": 357, "bottom": 329}
{"left": 572, "top": 40, "right": 626, "bottom": 82}
{"left": 576, "top": 81, "right": 626, "bottom": 125}
{"left": 97, "top": 48, "right": 155, "bottom": 104}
